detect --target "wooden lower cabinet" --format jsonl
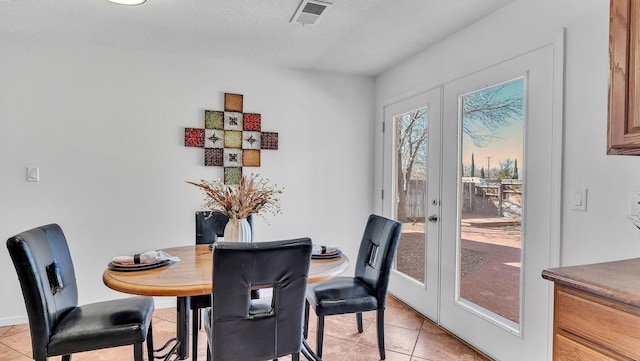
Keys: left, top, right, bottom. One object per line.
{"left": 555, "top": 333, "right": 621, "bottom": 361}
{"left": 552, "top": 286, "right": 640, "bottom": 361}
{"left": 543, "top": 258, "right": 640, "bottom": 361}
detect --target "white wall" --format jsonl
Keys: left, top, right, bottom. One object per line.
{"left": 376, "top": 0, "right": 636, "bottom": 268}
{"left": 0, "top": 38, "right": 375, "bottom": 325}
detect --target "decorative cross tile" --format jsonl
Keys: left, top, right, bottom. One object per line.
{"left": 185, "top": 93, "right": 279, "bottom": 184}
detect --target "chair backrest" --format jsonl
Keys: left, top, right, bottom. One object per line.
{"left": 211, "top": 238, "right": 312, "bottom": 361}
{"left": 354, "top": 214, "right": 403, "bottom": 307}
{"left": 6, "top": 224, "right": 79, "bottom": 361}
{"left": 195, "top": 211, "right": 254, "bottom": 244}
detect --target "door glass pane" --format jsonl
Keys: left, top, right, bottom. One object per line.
{"left": 394, "top": 107, "right": 428, "bottom": 283}
{"left": 458, "top": 77, "right": 525, "bottom": 327}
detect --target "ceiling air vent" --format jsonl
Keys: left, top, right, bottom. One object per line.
{"left": 291, "top": 0, "right": 332, "bottom": 26}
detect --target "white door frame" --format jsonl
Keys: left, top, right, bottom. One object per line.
{"left": 383, "top": 87, "right": 442, "bottom": 321}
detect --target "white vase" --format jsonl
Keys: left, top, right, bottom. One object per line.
{"left": 223, "top": 218, "right": 252, "bottom": 242}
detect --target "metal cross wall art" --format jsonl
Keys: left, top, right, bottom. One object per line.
{"left": 184, "top": 93, "right": 279, "bottom": 184}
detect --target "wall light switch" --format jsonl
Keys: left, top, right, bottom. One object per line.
{"left": 27, "top": 167, "right": 39, "bottom": 182}
{"left": 571, "top": 188, "right": 587, "bottom": 211}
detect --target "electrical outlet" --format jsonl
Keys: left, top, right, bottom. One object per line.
{"left": 27, "top": 167, "right": 39, "bottom": 182}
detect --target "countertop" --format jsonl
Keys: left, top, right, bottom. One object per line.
{"left": 542, "top": 258, "right": 640, "bottom": 308}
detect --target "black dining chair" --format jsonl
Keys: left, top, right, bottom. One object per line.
{"left": 204, "top": 238, "right": 312, "bottom": 361}
{"left": 304, "top": 214, "right": 402, "bottom": 360}
{"left": 191, "top": 211, "right": 254, "bottom": 361}
{"left": 6, "top": 223, "right": 155, "bottom": 361}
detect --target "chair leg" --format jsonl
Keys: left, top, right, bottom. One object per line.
{"left": 303, "top": 300, "right": 310, "bottom": 339}
{"left": 192, "top": 311, "right": 200, "bottom": 361}
{"left": 62, "top": 355, "right": 71, "bottom": 361}
{"left": 146, "top": 322, "right": 155, "bottom": 361}
{"left": 134, "top": 341, "right": 143, "bottom": 361}
{"left": 376, "top": 308, "right": 386, "bottom": 360}
{"left": 316, "top": 315, "right": 325, "bottom": 357}
{"left": 356, "top": 312, "right": 363, "bottom": 333}
{"left": 292, "top": 352, "right": 300, "bottom": 361}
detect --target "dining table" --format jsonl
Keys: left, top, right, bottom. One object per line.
{"left": 103, "top": 244, "right": 349, "bottom": 361}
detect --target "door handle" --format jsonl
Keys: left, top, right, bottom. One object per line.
{"left": 427, "top": 215, "right": 438, "bottom": 222}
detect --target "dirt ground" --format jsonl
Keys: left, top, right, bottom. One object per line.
{"left": 396, "top": 222, "right": 521, "bottom": 324}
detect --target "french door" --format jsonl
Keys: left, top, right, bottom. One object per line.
{"left": 383, "top": 39, "right": 562, "bottom": 360}
{"left": 384, "top": 87, "right": 441, "bottom": 321}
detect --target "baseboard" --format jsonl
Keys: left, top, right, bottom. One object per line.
{"left": 154, "top": 296, "right": 177, "bottom": 309}
{"left": 0, "top": 315, "right": 28, "bottom": 327}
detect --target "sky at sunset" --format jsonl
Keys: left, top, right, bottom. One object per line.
{"left": 461, "top": 77, "right": 524, "bottom": 177}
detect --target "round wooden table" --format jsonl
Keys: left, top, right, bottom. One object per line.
{"left": 103, "top": 244, "right": 349, "bottom": 360}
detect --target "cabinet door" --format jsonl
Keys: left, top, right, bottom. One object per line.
{"left": 608, "top": 0, "right": 640, "bottom": 154}
{"left": 555, "top": 334, "right": 624, "bottom": 361}
{"left": 556, "top": 287, "right": 640, "bottom": 360}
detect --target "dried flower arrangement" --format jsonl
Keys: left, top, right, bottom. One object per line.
{"left": 628, "top": 214, "right": 640, "bottom": 230}
{"left": 186, "top": 173, "right": 283, "bottom": 220}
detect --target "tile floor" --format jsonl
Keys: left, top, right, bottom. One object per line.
{"left": 0, "top": 296, "right": 492, "bottom": 361}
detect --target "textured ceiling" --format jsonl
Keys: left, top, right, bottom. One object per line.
{"left": 0, "top": 0, "right": 515, "bottom": 76}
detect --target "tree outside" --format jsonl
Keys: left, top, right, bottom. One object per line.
{"left": 396, "top": 78, "right": 525, "bottom": 221}
{"left": 396, "top": 107, "right": 428, "bottom": 222}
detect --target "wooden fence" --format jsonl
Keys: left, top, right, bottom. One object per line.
{"left": 401, "top": 179, "right": 522, "bottom": 220}
{"left": 462, "top": 181, "right": 522, "bottom": 217}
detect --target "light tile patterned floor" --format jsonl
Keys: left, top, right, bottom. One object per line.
{"left": 0, "top": 296, "right": 492, "bottom": 361}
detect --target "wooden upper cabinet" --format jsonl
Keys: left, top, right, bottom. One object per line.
{"left": 608, "top": 0, "right": 640, "bottom": 154}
